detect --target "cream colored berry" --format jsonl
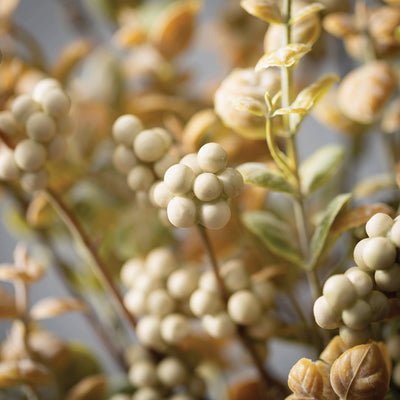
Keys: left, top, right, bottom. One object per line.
{"left": 386, "top": 335, "right": 400, "bottom": 361}
{"left": 198, "top": 271, "right": 219, "bottom": 293}
{"left": 120, "top": 258, "right": 144, "bottom": 288}
{"left": 20, "top": 169, "right": 48, "bottom": 192}
{"left": 133, "top": 273, "right": 163, "bottom": 295}
{"left": 113, "top": 114, "right": 143, "bottom": 146}
{"left": 180, "top": 153, "right": 202, "bottom": 175}
{"left": 366, "top": 213, "right": 393, "bottom": 237}
{"left": 169, "top": 395, "right": 195, "bottom": 400}
{"left": 14, "top": 139, "right": 47, "bottom": 172}
{"left": 313, "top": 296, "right": 340, "bottom": 330}
{"left": 251, "top": 279, "right": 276, "bottom": 308}
{"left": 150, "top": 181, "right": 174, "bottom": 209}
{"left": 41, "top": 89, "right": 70, "bottom": 119}
{"left": 167, "top": 267, "right": 199, "bottom": 299}
{"left": 12, "top": 95, "right": 40, "bottom": 124}
{"left": 353, "top": 238, "right": 370, "bottom": 270}
{"left": 154, "top": 152, "right": 179, "bottom": 179}
{"left": 124, "top": 289, "right": 147, "bottom": 316}
{"left": 158, "top": 209, "right": 173, "bottom": 227}
{"left": 167, "top": 196, "right": 197, "bottom": 228}
{"left": 157, "top": 357, "right": 187, "bottom": 387}
{"left": 146, "top": 289, "right": 176, "bottom": 317}
{"left": 393, "top": 362, "right": 400, "bottom": 387}
{"left": 202, "top": 312, "right": 236, "bottom": 338}
{"left": 227, "top": 290, "right": 262, "bottom": 326}
{"left": 160, "top": 313, "right": 190, "bottom": 344}
{"left": 197, "top": 143, "right": 227, "bottom": 173}
{"left": 0, "top": 111, "right": 20, "bottom": 137}
{"left": 375, "top": 264, "right": 400, "bottom": 292}
{"left": 246, "top": 314, "right": 278, "bottom": 340}
{"left": 164, "top": 164, "right": 195, "bottom": 195}
{"left": 342, "top": 299, "right": 372, "bottom": 330}
{"left": 344, "top": 267, "right": 373, "bottom": 297}
{"left": 190, "top": 289, "right": 222, "bottom": 317}
{"left": 221, "top": 259, "right": 250, "bottom": 292}
{"left": 134, "top": 129, "right": 167, "bottom": 162}
{"left": 339, "top": 325, "right": 371, "bottom": 347}
{"left": 33, "top": 79, "right": 61, "bottom": 102}
{"left": 217, "top": 168, "right": 244, "bottom": 198}
{"left": 136, "top": 316, "right": 165, "bottom": 350}
{"left": 127, "top": 165, "right": 154, "bottom": 191}
{"left": 322, "top": 274, "right": 357, "bottom": 311}
{"left": 109, "top": 395, "right": 130, "bottom": 400}
{"left": 128, "top": 360, "right": 158, "bottom": 387}
{"left": 390, "top": 220, "right": 400, "bottom": 247}
{"left": 146, "top": 247, "right": 177, "bottom": 279}
{"left": 113, "top": 145, "right": 137, "bottom": 174}
{"left": 153, "top": 127, "right": 172, "bottom": 149}
{"left": 132, "top": 387, "right": 161, "bottom": 400}
{"left": 193, "top": 173, "right": 222, "bottom": 202}
{"left": 26, "top": 112, "right": 56, "bottom": 142}
{"left": 200, "top": 200, "right": 231, "bottom": 230}
{"left": 0, "top": 148, "right": 19, "bottom": 180}
{"left": 362, "top": 236, "right": 396, "bottom": 270}
{"left": 124, "top": 345, "right": 154, "bottom": 365}
{"left": 368, "top": 290, "right": 389, "bottom": 321}
{"left": 47, "top": 135, "right": 67, "bottom": 161}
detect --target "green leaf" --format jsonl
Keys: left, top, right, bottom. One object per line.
{"left": 352, "top": 174, "right": 396, "bottom": 200}
{"left": 289, "top": 3, "right": 325, "bottom": 25}
{"left": 300, "top": 144, "right": 346, "bottom": 195}
{"left": 237, "top": 163, "right": 295, "bottom": 194}
{"left": 255, "top": 44, "right": 311, "bottom": 71}
{"left": 307, "top": 193, "right": 351, "bottom": 270}
{"left": 242, "top": 211, "right": 302, "bottom": 265}
{"left": 273, "top": 107, "right": 308, "bottom": 116}
{"left": 231, "top": 96, "right": 267, "bottom": 117}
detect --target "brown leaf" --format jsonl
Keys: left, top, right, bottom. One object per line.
{"left": 331, "top": 203, "right": 395, "bottom": 235}
{"left": 26, "top": 192, "right": 54, "bottom": 228}
{"left": 330, "top": 342, "right": 390, "bottom": 400}
{"left": 0, "top": 285, "right": 17, "bottom": 319}
{"left": 65, "top": 375, "right": 107, "bottom": 400}
{"left": 315, "top": 360, "right": 339, "bottom": 400}
{"left": 30, "top": 297, "right": 87, "bottom": 320}
{"left": 320, "top": 336, "right": 350, "bottom": 365}
{"left": 240, "top": 0, "right": 283, "bottom": 24}
{"left": 288, "top": 358, "right": 323, "bottom": 399}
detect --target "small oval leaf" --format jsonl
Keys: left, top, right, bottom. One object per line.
{"left": 231, "top": 96, "right": 267, "bottom": 117}
{"left": 240, "top": 0, "right": 283, "bottom": 24}
{"left": 289, "top": 3, "right": 325, "bottom": 25}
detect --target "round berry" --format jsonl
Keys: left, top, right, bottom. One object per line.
{"left": 193, "top": 172, "right": 222, "bottom": 202}
{"left": 339, "top": 325, "right": 371, "bottom": 347}
{"left": 11, "top": 95, "right": 40, "bottom": 124}
{"left": 198, "top": 271, "right": 219, "bottom": 293}
{"left": 164, "top": 164, "right": 195, "bottom": 195}
{"left": 127, "top": 165, "right": 154, "bottom": 191}
{"left": 353, "top": 238, "right": 370, "bottom": 270}
{"left": 157, "top": 357, "right": 187, "bottom": 387}
{"left": 124, "top": 289, "right": 147, "bottom": 316}
{"left": 375, "top": 264, "right": 400, "bottom": 292}
{"left": 221, "top": 259, "right": 250, "bottom": 292}
{"left": 41, "top": 89, "right": 70, "bottom": 119}
{"left": 152, "top": 128, "right": 172, "bottom": 149}
{"left": 136, "top": 316, "right": 165, "bottom": 350}
{"left": 160, "top": 313, "right": 190, "bottom": 344}
{"left": 202, "top": 312, "right": 236, "bottom": 338}
{"left": 366, "top": 213, "right": 393, "bottom": 237}
{"left": 197, "top": 143, "right": 227, "bottom": 173}
{"left": 0, "top": 149, "right": 19, "bottom": 180}
{"left": 132, "top": 387, "right": 161, "bottom": 400}
{"left": 154, "top": 152, "right": 179, "bottom": 179}
{"left": 134, "top": 129, "right": 167, "bottom": 162}
{"left": 342, "top": 299, "right": 372, "bottom": 330}
{"left": 26, "top": 112, "right": 56, "bottom": 142}
{"left": 128, "top": 360, "right": 158, "bottom": 387}
{"left": 217, "top": 168, "right": 244, "bottom": 198}
{"left": 180, "top": 153, "right": 202, "bottom": 175}
{"left": 47, "top": 135, "right": 67, "bottom": 161}
{"left": 150, "top": 181, "right": 174, "bottom": 209}
{"left": 322, "top": 274, "right": 357, "bottom": 311}
{"left": 113, "top": 145, "right": 137, "bottom": 174}
{"left": 227, "top": 290, "right": 262, "bottom": 326}
{"left": 146, "top": 289, "right": 176, "bottom": 317}
{"left": 368, "top": 290, "right": 389, "bottom": 321}
{"left": 200, "top": 200, "right": 231, "bottom": 230}
{"left": 33, "top": 79, "right": 61, "bottom": 102}
{"left": 146, "top": 247, "right": 177, "bottom": 279}
{"left": 14, "top": 139, "right": 47, "bottom": 172}
{"left": 390, "top": 220, "right": 400, "bottom": 247}
{"left": 190, "top": 289, "right": 222, "bottom": 317}
{"left": 344, "top": 267, "right": 373, "bottom": 297}
{"left": 124, "top": 345, "right": 154, "bottom": 365}
{"left": 362, "top": 236, "right": 396, "bottom": 270}
{"left": 167, "top": 267, "right": 199, "bottom": 299}
{"left": 251, "top": 279, "right": 276, "bottom": 308}
{"left": 20, "top": 169, "right": 48, "bottom": 192}
{"left": 313, "top": 296, "right": 340, "bottom": 329}
{"left": 386, "top": 335, "right": 400, "bottom": 361}
{"left": 167, "top": 196, "right": 197, "bottom": 228}
{"left": 120, "top": 258, "right": 144, "bottom": 288}
{"left": 393, "top": 362, "right": 400, "bottom": 388}
{"left": 246, "top": 314, "right": 278, "bottom": 339}
{"left": 133, "top": 273, "right": 163, "bottom": 295}
{"left": 113, "top": 114, "right": 143, "bottom": 146}
{"left": 0, "top": 111, "right": 20, "bottom": 137}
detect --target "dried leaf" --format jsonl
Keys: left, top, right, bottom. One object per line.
{"left": 323, "top": 13, "right": 358, "bottom": 38}
{"left": 240, "top": 0, "right": 283, "bottom": 24}
{"left": 290, "top": 3, "right": 325, "bottom": 25}
{"left": 320, "top": 336, "right": 351, "bottom": 365}
{"left": 237, "top": 162, "right": 295, "bottom": 194}
{"left": 315, "top": 360, "right": 339, "bottom": 400}
{"left": 352, "top": 174, "right": 396, "bottom": 199}
{"left": 273, "top": 107, "right": 308, "bottom": 116}
{"left": 231, "top": 96, "right": 267, "bottom": 117}
{"left": 113, "top": 25, "right": 147, "bottom": 48}
{"left": 30, "top": 297, "right": 87, "bottom": 320}
{"left": 307, "top": 193, "right": 351, "bottom": 270}
{"left": 330, "top": 342, "right": 390, "bottom": 400}
{"left": 288, "top": 358, "right": 323, "bottom": 399}
{"left": 65, "top": 374, "right": 107, "bottom": 400}
{"left": 242, "top": 211, "right": 302, "bottom": 265}
{"left": 300, "top": 144, "right": 345, "bottom": 195}
{"left": 26, "top": 192, "right": 54, "bottom": 228}
{"left": 255, "top": 44, "right": 311, "bottom": 71}
{"left": 0, "top": 285, "right": 17, "bottom": 319}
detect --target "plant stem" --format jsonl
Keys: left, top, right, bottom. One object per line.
{"left": 43, "top": 187, "right": 138, "bottom": 333}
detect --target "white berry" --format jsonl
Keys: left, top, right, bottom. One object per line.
{"left": 167, "top": 196, "right": 197, "bottom": 228}
{"left": 227, "top": 290, "right": 262, "bottom": 326}
{"left": 113, "top": 114, "right": 143, "bottom": 146}
{"left": 197, "top": 143, "right": 227, "bottom": 173}
{"left": 200, "top": 200, "right": 231, "bottom": 230}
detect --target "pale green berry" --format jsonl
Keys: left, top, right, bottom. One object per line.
{"left": 33, "top": 79, "right": 61, "bottom": 102}
{"left": 167, "top": 196, "right": 197, "bottom": 228}
{"left": 342, "top": 299, "right": 372, "bottom": 330}
{"left": 123, "top": 288, "right": 147, "bottom": 316}
{"left": 20, "top": 169, "right": 48, "bottom": 192}
{"left": 120, "top": 258, "right": 144, "bottom": 288}
{"left": 339, "top": 325, "right": 371, "bottom": 347}
{"left": 180, "top": 153, "right": 202, "bottom": 175}
{"left": 375, "top": 264, "right": 400, "bottom": 292}
{"left": 0, "top": 148, "right": 19, "bottom": 180}
{"left": 246, "top": 314, "right": 278, "bottom": 339}
{"left": 227, "top": 290, "right": 262, "bottom": 326}
{"left": 146, "top": 289, "right": 176, "bottom": 317}
{"left": 217, "top": 167, "right": 244, "bottom": 198}
{"left": 152, "top": 127, "right": 172, "bottom": 149}
{"left": 136, "top": 316, "right": 165, "bottom": 350}
{"left": 134, "top": 129, "right": 167, "bottom": 162}
{"left": 160, "top": 313, "right": 190, "bottom": 344}
{"left": 153, "top": 152, "right": 179, "bottom": 179}
{"left": 387, "top": 335, "right": 400, "bottom": 361}
{"left": 198, "top": 271, "right": 219, "bottom": 293}
{"left": 313, "top": 296, "right": 341, "bottom": 329}
{"left": 128, "top": 360, "right": 157, "bottom": 387}
{"left": 164, "top": 164, "right": 195, "bottom": 195}
{"left": 368, "top": 290, "right": 389, "bottom": 321}
{"left": 167, "top": 266, "right": 199, "bottom": 299}
{"left": 12, "top": 95, "right": 40, "bottom": 124}
{"left": 322, "top": 274, "right": 357, "bottom": 311}
{"left": 127, "top": 165, "right": 154, "bottom": 191}
{"left": 132, "top": 387, "right": 161, "bottom": 400}
{"left": 390, "top": 220, "right": 400, "bottom": 247}
{"left": 145, "top": 247, "right": 177, "bottom": 279}
{"left": 47, "top": 135, "right": 67, "bottom": 160}
{"left": 41, "top": 88, "right": 70, "bottom": 119}
{"left": 150, "top": 181, "right": 174, "bottom": 208}
{"left": 14, "top": 139, "right": 47, "bottom": 172}
{"left": 124, "top": 345, "right": 154, "bottom": 365}
{"left": 221, "top": 259, "right": 250, "bottom": 292}
{"left": 112, "top": 114, "right": 143, "bottom": 146}
{"left": 157, "top": 357, "right": 187, "bottom": 387}
{"left": 133, "top": 273, "right": 163, "bottom": 295}
{"left": 26, "top": 112, "right": 56, "bottom": 142}
{"left": 366, "top": 212, "right": 393, "bottom": 237}
{"left": 344, "top": 267, "right": 373, "bottom": 297}
{"left": 189, "top": 289, "right": 222, "bottom": 317}
{"left": 202, "top": 312, "right": 236, "bottom": 338}
{"left": 353, "top": 238, "right": 370, "bottom": 270}
{"left": 193, "top": 172, "right": 222, "bottom": 201}
{"left": 362, "top": 236, "right": 396, "bottom": 270}
{"left": 200, "top": 200, "right": 231, "bottom": 230}
{"left": 0, "top": 111, "right": 20, "bottom": 136}
{"left": 113, "top": 145, "right": 137, "bottom": 174}
{"left": 197, "top": 143, "right": 227, "bottom": 173}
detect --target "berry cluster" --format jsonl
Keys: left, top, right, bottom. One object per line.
{"left": 121, "top": 247, "right": 199, "bottom": 350}
{"left": 314, "top": 212, "right": 400, "bottom": 346}
{"left": 386, "top": 334, "right": 400, "bottom": 388}
{"left": 151, "top": 143, "right": 243, "bottom": 229}
{"left": 190, "top": 259, "right": 277, "bottom": 345}
{"left": 0, "top": 78, "right": 71, "bottom": 192}
{"left": 112, "top": 115, "right": 179, "bottom": 193}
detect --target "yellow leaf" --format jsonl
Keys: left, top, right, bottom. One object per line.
{"left": 240, "top": 0, "right": 283, "bottom": 24}
{"left": 289, "top": 3, "right": 325, "bottom": 25}
{"left": 30, "top": 297, "right": 87, "bottom": 320}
